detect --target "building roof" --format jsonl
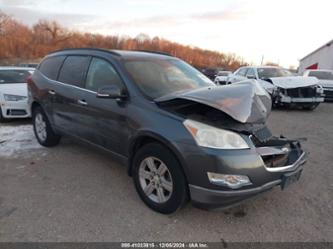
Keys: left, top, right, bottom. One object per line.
{"left": 300, "top": 39, "right": 333, "bottom": 61}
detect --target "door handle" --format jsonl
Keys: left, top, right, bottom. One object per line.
{"left": 77, "top": 99, "right": 88, "bottom": 106}
{"left": 48, "top": 90, "right": 56, "bottom": 95}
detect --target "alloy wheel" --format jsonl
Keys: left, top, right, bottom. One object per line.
{"left": 138, "top": 156, "right": 173, "bottom": 203}
{"left": 35, "top": 113, "right": 47, "bottom": 142}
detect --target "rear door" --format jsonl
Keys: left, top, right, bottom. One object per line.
{"left": 35, "top": 55, "right": 66, "bottom": 120}
{"left": 78, "top": 57, "right": 129, "bottom": 155}
{"left": 51, "top": 55, "right": 91, "bottom": 137}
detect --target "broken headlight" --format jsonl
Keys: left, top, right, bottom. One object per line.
{"left": 183, "top": 119, "right": 249, "bottom": 149}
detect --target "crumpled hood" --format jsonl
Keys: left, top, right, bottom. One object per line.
{"left": 269, "top": 76, "right": 319, "bottom": 89}
{"left": 0, "top": 83, "right": 27, "bottom": 96}
{"left": 155, "top": 81, "right": 272, "bottom": 124}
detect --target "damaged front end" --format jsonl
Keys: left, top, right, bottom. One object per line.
{"left": 268, "top": 77, "right": 324, "bottom": 109}
{"left": 156, "top": 81, "right": 307, "bottom": 208}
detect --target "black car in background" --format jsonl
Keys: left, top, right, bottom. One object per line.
{"left": 201, "top": 68, "right": 220, "bottom": 81}
{"left": 28, "top": 48, "right": 307, "bottom": 214}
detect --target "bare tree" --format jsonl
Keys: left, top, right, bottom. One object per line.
{"left": 0, "top": 10, "right": 11, "bottom": 36}
{"left": 0, "top": 10, "right": 248, "bottom": 69}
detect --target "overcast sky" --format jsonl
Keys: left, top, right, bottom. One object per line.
{"left": 1, "top": 0, "right": 332, "bottom": 68}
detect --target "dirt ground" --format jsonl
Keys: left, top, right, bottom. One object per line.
{"left": 0, "top": 104, "right": 332, "bottom": 242}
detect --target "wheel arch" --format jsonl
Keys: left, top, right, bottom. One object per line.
{"left": 127, "top": 132, "right": 189, "bottom": 180}
{"left": 31, "top": 100, "right": 41, "bottom": 113}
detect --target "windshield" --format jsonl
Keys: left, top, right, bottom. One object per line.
{"left": 0, "top": 70, "right": 32, "bottom": 84}
{"left": 124, "top": 59, "right": 214, "bottom": 99}
{"left": 257, "top": 67, "right": 292, "bottom": 79}
{"left": 218, "top": 72, "right": 230, "bottom": 76}
{"left": 308, "top": 71, "right": 333, "bottom": 80}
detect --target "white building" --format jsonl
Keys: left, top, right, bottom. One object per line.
{"left": 299, "top": 39, "right": 333, "bottom": 73}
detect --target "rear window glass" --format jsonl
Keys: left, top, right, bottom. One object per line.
{"left": 39, "top": 56, "right": 66, "bottom": 80}
{"left": 308, "top": 71, "right": 333, "bottom": 80}
{"left": 0, "top": 70, "right": 32, "bottom": 84}
{"left": 58, "top": 56, "right": 90, "bottom": 87}
{"left": 218, "top": 72, "right": 230, "bottom": 76}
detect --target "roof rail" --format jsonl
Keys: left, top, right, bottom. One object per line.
{"left": 49, "top": 47, "right": 121, "bottom": 56}
{"left": 135, "top": 50, "right": 172, "bottom": 56}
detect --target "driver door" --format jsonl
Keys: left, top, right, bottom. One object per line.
{"left": 79, "top": 57, "right": 129, "bottom": 156}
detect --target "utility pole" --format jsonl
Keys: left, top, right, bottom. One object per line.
{"left": 260, "top": 55, "right": 264, "bottom": 65}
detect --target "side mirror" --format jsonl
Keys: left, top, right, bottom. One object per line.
{"left": 96, "top": 85, "right": 127, "bottom": 100}
{"left": 247, "top": 75, "right": 256, "bottom": 79}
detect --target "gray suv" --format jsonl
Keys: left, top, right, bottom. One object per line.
{"left": 28, "top": 48, "right": 307, "bottom": 214}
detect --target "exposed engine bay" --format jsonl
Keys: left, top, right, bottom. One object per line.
{"left": 156, "top": 81, "right": 306, "bottom": 171}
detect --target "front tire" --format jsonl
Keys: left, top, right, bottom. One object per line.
{"left": 132, "top": 143, "right": 188, "bottom": 214}
{"left": 32, "top": 106, "right": 61, "bottom": 147}
{"left": 302, "top": 103, "right": 319, "bottom": 111}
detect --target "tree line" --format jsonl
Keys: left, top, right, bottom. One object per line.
{"left": 0, "top": 10, "right": 248, "bottom": 70}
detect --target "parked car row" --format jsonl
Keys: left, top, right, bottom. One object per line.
{"left": 225, "top": 66, "right": 324, "bottom": 110}
{"left": 213, "top": 67, "right": 333, "bottom": 109}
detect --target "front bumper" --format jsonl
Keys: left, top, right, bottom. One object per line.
{"left": 176, "top": 132, "right": 307, "bottom": 210}
{"left": 323, "top": 88, "right": 333, "bottom": 101}
{"left": 189, "top": 151, "right": 307, "bottom": 209}
{"left": 190, "top": 179, "right": 281, "bottom": 210}
{"left": 0, "top": 100, "right": 31, "bottom": 118}
{"left": 280, "top": 96, "right": 324, "bottom": 103}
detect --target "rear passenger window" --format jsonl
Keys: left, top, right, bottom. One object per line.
{"left": 58, "top": 56, "right": 90, "bottom": 87}
{"left": 39, "top": 56, "right": 65, "bottom": 80}
{"left": 85, "top": 58, "right": 123, "bottom": 92}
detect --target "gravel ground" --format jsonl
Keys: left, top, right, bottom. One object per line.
{"left": 0, "top": 104, "right": 332, "bottom": 242}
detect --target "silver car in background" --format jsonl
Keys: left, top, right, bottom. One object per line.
{"left": 214, "top": 71, "right": 232, "bottom": 85}
{"left": 303, "top": 69, "right": 333, "bottom": 101}
{"left": 227, "top": 66, "right": 324, "bottom": 110}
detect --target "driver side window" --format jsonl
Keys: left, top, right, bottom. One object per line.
{"left": 236, "top": 68, "right": 247, "bottom": 76}
{"left": 246, "top": 68, "right": 256, "bottom": 78}
{"left": 86, "top": 58, "right": 123, "bottom": 92}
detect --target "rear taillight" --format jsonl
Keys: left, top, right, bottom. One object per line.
{"left": 26, "top": 75, "right": 33, "bottom": 85}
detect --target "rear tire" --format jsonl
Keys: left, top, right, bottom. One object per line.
{"left": 132, "top": 143, "right": 188, "bottom": 214}
{"left": 32, "top": 106, "right": 61, "bottom": 147}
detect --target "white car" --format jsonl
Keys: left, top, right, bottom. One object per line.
{"left": 227, "top": 66, "right": 324, "bottom": 110}
{"left": 214, "top": 71, "right": 232, "bottom": 85}
{"left": 303, "top": 69, "right": 333, "bottom": 102}
{"left": 0, "top": 67, "right": 34, "bottom": 122}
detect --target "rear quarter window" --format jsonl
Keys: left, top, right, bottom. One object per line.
{"left": 39, "top": 56, "right": 66, "bottom": 80}
{"left": 58, "top": 56, "right": 90, "bottom": 87}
